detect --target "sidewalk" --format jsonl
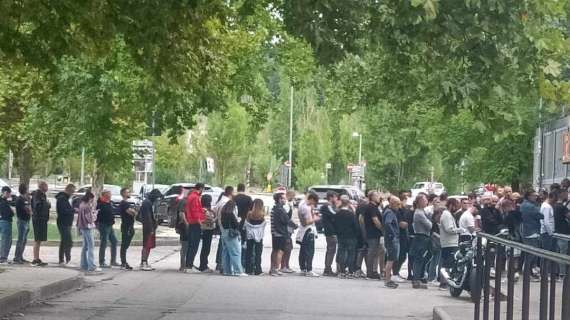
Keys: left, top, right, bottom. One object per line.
{"left": 0, "top": 245, "right": 179, "bottom": 317}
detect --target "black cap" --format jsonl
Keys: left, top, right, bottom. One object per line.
{"left": 194, "top": 183, "right": 205, "bottom": 190}
{"left": 1, "top": 186, "right": 11, "bottom": 193}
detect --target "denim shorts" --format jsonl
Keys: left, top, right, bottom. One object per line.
{"left": 385, "top": 238, "right": 400, "bottom": 261}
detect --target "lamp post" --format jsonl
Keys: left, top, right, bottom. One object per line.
{"left": 352, "top": 132, "right": 362, "bottom": 165}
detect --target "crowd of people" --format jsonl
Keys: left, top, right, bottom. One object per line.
{"left": 0, "top": 180, "right": 568, "bottom": 288}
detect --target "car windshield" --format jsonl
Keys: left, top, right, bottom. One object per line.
{"left": 0, "top": 179, "right": 8, "bottom": 187}
{"left": 413, "top": 183, "right": 425, "bottom": 189}
{"left": 310, "top": 188, "right": 350, "bottom": 199}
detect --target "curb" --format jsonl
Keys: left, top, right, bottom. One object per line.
{"left": 0, "top": 274, "right": 84, "bottom": 317}
{"left": 433, "top": 306, "right": 453, "bottom": 320}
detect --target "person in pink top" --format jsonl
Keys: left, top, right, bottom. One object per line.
{"left": 77, "top": 192, "right": 101, "bottom": 274}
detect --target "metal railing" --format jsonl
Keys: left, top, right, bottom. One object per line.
{"left": 473, "top": 232, "right": 570, "bottom": 320}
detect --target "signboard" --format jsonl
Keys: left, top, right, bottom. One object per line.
{"left": 326, "top": 163, "right": 332, "bottom": 169}
{"left": 347, "top": 163, "right": 354, "bottom": 171}
{"left": 563, "top": 132, "right": 570, "bottom": 163}
{"left": 206, "top": 157, "right": 215, "bottom": 173}
{"left": 351, "top": 165, "right": 363, "bottom": 177}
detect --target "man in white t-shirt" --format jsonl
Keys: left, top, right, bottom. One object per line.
{"left": 297, "top": 193, "right": 320, "bottom": 277}
{"left": 459, "top": 207, "right": 477, "bottom": 242}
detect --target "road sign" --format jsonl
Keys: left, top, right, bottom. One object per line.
{"left": 326, "top": 163, "right": 332, "bottom": 169}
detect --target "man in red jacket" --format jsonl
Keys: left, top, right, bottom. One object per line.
{"left": 184, "top": 183, "right": 205, "bottom": 273}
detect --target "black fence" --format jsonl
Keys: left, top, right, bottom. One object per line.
{"left": 473, "top": 232, "right": 570, "bottom": 320}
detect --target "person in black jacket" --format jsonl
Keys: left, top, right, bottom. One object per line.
{"left": 270, "top": 193, "right": 289, "bottom": 276}
{"left": 119, "top": 188, "right": 137, "bottom": 270}
{"left": 31, "top": 181, "right": 51, "bottom": 267}
{"left": 0, "top": 186, "right": 14, "bottom": 264}
{"left": 140, "top": 189, "right": 160, "bottom": 271}
{"left": 14, "top": 184, "right": 31, "bottom": 264}
{"left": 96, "top": 190, "right": 118, "bottom": 268}
{"left": 334, "top": 196, "right": 362, "bottom": 277}
{"left": 56, "top": 184, "right": 76, "bottom": 265}
{"left": 480, "top": 195, "right": 505, "bottom": 235}
{"left": 320, "top": 191, "right": 338, "bottom": 276}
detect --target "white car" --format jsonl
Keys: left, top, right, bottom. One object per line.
{"left": 411, "top": 182, "right": 446, "bottom": 199}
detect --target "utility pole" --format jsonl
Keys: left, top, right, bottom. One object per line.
{"left": 80, "top": 147, "right": 85, "bottom": 186}
{"left": 288, "top": 86, "right": 294, "bottom": 189}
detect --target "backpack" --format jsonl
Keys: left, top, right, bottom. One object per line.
{"left": 135, "top": 206, "right": 143, "bottom": 223}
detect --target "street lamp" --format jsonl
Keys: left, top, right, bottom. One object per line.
{"left": 352, "top": 132, "right": 362, "bottom": 165}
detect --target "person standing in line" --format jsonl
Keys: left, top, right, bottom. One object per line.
{"left": 427, "top": 208, "right": 443, "bottom": 286}
{"left": 0, "top": 186, "right": 14, "bottom": 264}
{"left": 320, "top": 191, "right": 338, "bottom": 276}
{"left": 140, "top": 189, "right": 160, "bottom": 271}
{"left": 334, "top": 195, "right": 361, "bottom": 278}
{"left": 297, "top": 192, "right": 320, "bottom": 277}
{"left": 175, "top": 194, "right": 188, "bottom": 272}
{"left": 199, "top": 194, "right": 216, "bottom": 273}
{"left": 119, "top": 188, "right": 136, "bottom": 270}
{"left": 31, "top": 181, "right": 50, "bottom": 267}
{"left": 184, "top": 183, "right": 205, "bottom": 273}
{"left": 411, "top": 193, "right": 431, "bottom": 289}
{"left": 234, "top": 183, "right": 253, "bottom": 268}
{"left": 393, "top": 191, "right": 411, "bottom": 281}
{"left": 554, "top": 188, "right": 570, "bottom": 277}
{"left": 520, "top": 189, "right": 542, "bottom": 279}
{"left": 270, "top": 192, "right": 290, "bottom": 276}
{"left": 13, "top": 184, "right": 31, "bottom": 264}
{"left": 96, "top": 190, "right": 119, "bottom": 268}
{"left": 245, "top": 199, "right": 266, "bottom": 275}
{"left": 214, "top": 186, "right": 233, "bottom": 273}
{"left": 439, "top": 198, "right": 463, "bottom": 290}
{"left": 383, "top": 196, "right": 402, "bottom": 289}
{"left": 77, "top": 192, "right": 101, "bottom": 274}
{"left": 280, "top": 190, "right": 297, "bottom": 273}
{"left": 220, "top": 200, "right": 247, "bottom": 276}
{"left": 56, "top": 184, "right": 76, "bottom": 266}
{"left": 540, "top": 191, "right": 558, "bottom": 254}
{"left": 363, "top": 191, "right": 384, "bottom": 279}
{"left": 353, "top": 197, "right": 369, "bottom": 278}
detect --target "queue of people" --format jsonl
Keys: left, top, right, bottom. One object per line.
{"left": 1, "top": 180, "right": 568, "bottom": 286}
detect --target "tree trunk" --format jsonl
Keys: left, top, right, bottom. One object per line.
{"left": 18, "top": 145, "right": 33, "bottom": 191}
{"left": 92, "top": 159, "right": 105, "bottom": 197}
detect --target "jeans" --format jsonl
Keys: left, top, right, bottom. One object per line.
{"left": 0, "top": 220, "right": 12, "bottom": 260}
{"left": 522, "top": 237, "right": 541, "bottom": 272}
{"left": 98, "top": 224, "right": 118, "bottom": 265}
{"left": 541, "top": 233, "right": 557, "bottom": 252}
{"left": 299, "top": 232, "right": 315, "bottom": 272}
{"left": 558, "top": 240, "right": 569, "bottom": 276}
{"left": 410, "top": 235, "right": 431, "bottom": 281}
{"left": 180, "top": 240, "right": 188, "bottom": 269}
{"left": 337, "top": 238, "right": 357, "bottom": 273}
{"left": 58, "top": 224, "right": 73, "bottom": 263}
{"left": 14, "top": 219, "right": 29, "bottom": 261}
{"left": 221, "top": 229, "right": 243, "bottom": 275}
{"left": 245, "top": 239, "right": 263, "bottom": 274}
{"left": 199, "top": 229, "right": 214, "bottom": 270}
{"left": 120, "top": 226, "right": 135, "bottom": 265}
{"left": 394, "top": 235, "right": 409, "bottom": 275}
{"left": 325, "top": 235, "right": 337, "bottom": 272}
{"left": 427, "top": 245, "right": 441, "bottom": 281}
{"left": 185, "top": 224, "right": 202, "bottom": 268}
{"left": 80, "top": 228, "right": 96, "bottom": 271}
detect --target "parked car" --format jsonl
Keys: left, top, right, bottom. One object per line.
{"left": 72, "top": 184, "right": 141, "bottom": 215}
{"left": 410, "top": 181, "right": 446, "bottom": 199}
{"left": 0, "top": 178, "right": 19, "bottom": 205}
{"left": 307, "top": 185, "right": 365, "bottom": 233}
{"left": 137, "top": 184, "right": 170, "bottom": 200}
{"left": 156, "top": 183, "right": 218, "bottom": 227}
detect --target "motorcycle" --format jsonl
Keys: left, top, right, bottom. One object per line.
{"left": 440, "top": 229, "right": 509, "bottom": 301}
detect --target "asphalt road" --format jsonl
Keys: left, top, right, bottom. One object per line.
{"left": 7, "top": 237, "right": 472, "bottom": 320}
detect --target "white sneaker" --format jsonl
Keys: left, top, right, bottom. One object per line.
{"left": 392, "top": 276, "right": 406, "bottom": 283}
{"left": 280, "top": 268, "right": 295, "bottom": 273}
{"left": 236, "top": 273, "right": 249, "bottom": 277}
{"left": 140, "top": 263, "right": 153, "bottom": 271}
{"left": 305, "top": 271, "right": 320, "bottom": 277}
{"left": 185, "top": 268, "right": 201, "bottom": 274}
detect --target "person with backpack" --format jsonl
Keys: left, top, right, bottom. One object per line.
{"left": 199, "top": 194, "right": 216, "bottom": 272}
{"left": 139, "top": 189, "right": 161, "bottom": 271}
